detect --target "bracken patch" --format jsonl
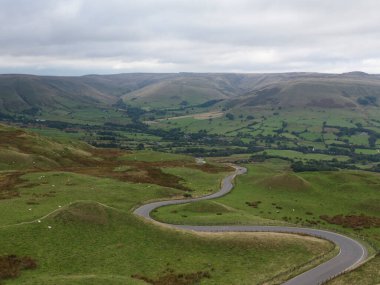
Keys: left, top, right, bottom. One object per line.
{"left": 246, "top": 201, "right": 262, "bottom": 208}
{"left": 0, "top": 172, "right": 25, "bottom": 200}
{"left": 0, "top": 255, "right": 37, "bottom": 283}
{"left": 131, "top": 270, "right": 211, "bottom": 285}
{"left": 320, "top": 214, "right": 380, "bottom": 229}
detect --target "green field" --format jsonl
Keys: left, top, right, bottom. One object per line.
{"left": 154, "top": 159, "right": 380, "bottom": 250}
{"left": 258, "top": 149, "right": 350, "bottom": 161}
{"left": 0, "top": 171, "right": 333, "bottom": 285}
{"left": 161, "top": 167, "right": 230, "bottom": 196}
{"left": 0, "top": 125, "right": 338, "bottom": 284}
{"left": 153, "top": 159, "right": 380, "bottom": 283}
{"left": 2, "top": 73, "right": 380, "bottom": 284}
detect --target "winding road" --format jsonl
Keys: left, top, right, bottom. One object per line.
{"left": 134, "top": 166, "right": 368, "bottom": 285}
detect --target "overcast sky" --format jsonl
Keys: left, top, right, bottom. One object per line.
{"left": 0, "top": 0, "right": 380, "bottom": 75}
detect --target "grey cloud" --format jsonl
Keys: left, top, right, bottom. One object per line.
{"left": 0, "top": 0, "right": 379, "bottom": 75}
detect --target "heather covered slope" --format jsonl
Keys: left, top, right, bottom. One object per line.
{"left": 0, "top": 123, "right": 97, "bottom": 170}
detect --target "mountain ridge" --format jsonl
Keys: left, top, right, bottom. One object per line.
{"left": 0, "top": 72, "right": 380, "bottom": 114}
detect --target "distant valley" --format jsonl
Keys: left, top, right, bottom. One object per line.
{"left": 1, "top": 72, "right": 380, "bottom": 285}
{"left": 0, "top": 72, "right": 379, "bottom": 172}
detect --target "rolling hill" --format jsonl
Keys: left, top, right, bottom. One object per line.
{"left": 0, "top": 123, "right": 98, "bottom": 170}
{"left": 121, "top": 74, "right": 238, "bottom": 109}
{"left": 1, "top": 72, "right": 380, "bottom": 116}
{"left": 0, "top": 74, "right": 121, "bottom": 116}
{"left": 234, "top": 73, "right": 380, "bottom": 109}
{"left": 0, "top": 73, "right": 379, "bottom": 284}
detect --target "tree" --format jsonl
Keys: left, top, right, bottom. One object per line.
{"left": 369, "top": 134, "right": 377, "bottom": 148}
{"left": 226, "top": 113, "right": 235, "bottom": 120}
{"left": 136, "top": 143, "right": 145, "bottom": 150}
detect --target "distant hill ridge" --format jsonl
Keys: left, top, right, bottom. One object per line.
{"left": 0, "top": 72, "right": 380, "bottom": 114}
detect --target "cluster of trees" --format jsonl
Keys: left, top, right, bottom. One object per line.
{"left": 179, "top": 147, "right": 246, "bottom": 157}
{"left": 357, "top": 96, "right": 378, "bottom": 106}
{"left": 0, "top": 112, "right": 13, "bottom": 120}
{"left": 1, "top": 100, "right": 379, "bottom": 172}
{"left": 250, "top": 151, "right": 380, "bottom": 172}
{"left": 332, "top": 125, "right": 380, "bottom": 148}
{"left": 21, "top": 107, "right": 41, "bottom": 116}
{"left": 225, "top": 113, "right": 235, "bottom": 120}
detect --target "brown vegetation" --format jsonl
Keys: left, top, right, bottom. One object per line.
{"left": 0, "top": 172, "right": 24, "bottom": 199}
{"left": 69, "top": 164, "right": 191, "bottom": 191}
{"left": 0, "top": 125, "right": 231, "bottom": 195}
{"left": 320, "top": 214, "right": 380, "bottom": 229}
{"left": 246, "top": 201, "right": 262, "bottom": 208}
{"left": 189, "top": 162, "right": 232, "bottom": 173}
{"left": 131, "top": 270, "right": 210, "bottom": 285}
{"left": 63, "top": 150, "right": 230, "bottom": 192}
{"left": 0, "top": 255, "right": 37, "bottom": 282}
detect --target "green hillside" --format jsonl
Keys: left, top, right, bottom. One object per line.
{"left": 0, "top": 124, "right": 335, "bottom": 284}
{"left": 0, "top": 123, "right": 97, "bottom": 171}
{"left": 121, "top": 76, "right": 233, "bottom": 110}
{"left": 1, "top": 72, "right": 379, "bottom": 116}
{"left": 237, "top": 77, "right": 380, "bottom": 109}
{"left": 0, "top": 75, "right": 118, "bottom": 114}
{"left": 1, "top": 69, "right": 379, "bottom": 284}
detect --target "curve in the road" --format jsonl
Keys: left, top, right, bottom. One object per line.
{"left": 134, "top": 166, "right": 368, "bottom": 285}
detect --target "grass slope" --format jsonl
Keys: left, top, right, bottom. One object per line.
{"left": 154, "top": 159, "right": 380, "bottom": 250}
{"left": 0, "top": 125, "right": 334, "bottom": 284}
{"left": 0, "top": 75, "right": 116, "bottom": 114}
{"left": 0, "top": 201, "right": 333, "bottom": 285}
{"left": 122, "top": 77, "right": 230, "bottom": 110}
{"left": 154, "top": 159, "right": 380, "bottom": 283}
{"left": 0, "top": 123, "right": 97, "bottom": 171}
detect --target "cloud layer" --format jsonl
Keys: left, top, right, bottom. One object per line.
{"left": 1, "top": 0, "right": 380, "bottom": 75}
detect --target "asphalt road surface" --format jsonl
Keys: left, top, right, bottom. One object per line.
{"left": 134, "top": 166, "right": 367, "bottom": 285}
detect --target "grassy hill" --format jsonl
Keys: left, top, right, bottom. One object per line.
{"left": 1, "top": 72, "right": 379, "bottom": 173}
{"left": 0, "top": 124, "right": 336, "bottom": 284}
{"left": 1, "top": 72, "right": 379, "bottom": 284}
{"left": 154, "top": 159, "right": 380, "bottom": 284}
{"left": 0, "top": 123, "right": 235, "bottom": 194}
{"left": 121, "top": 75, "right": 236, "bottom": 110}
{"left": 1, "top": 72, "right": 380, "bottom": 121}
{"left": 0, "top": 75, "right": 118, "bottom": 114}
{"left": 0, "top": 123, "right": 97, "bottom": 171}
{"left": 236, "top": 75, "right": 380, "bottom": 109}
